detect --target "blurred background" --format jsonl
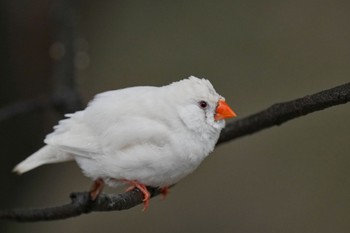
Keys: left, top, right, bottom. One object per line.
{"left": 1, "top": 0, "right": 349, "bottom": 232}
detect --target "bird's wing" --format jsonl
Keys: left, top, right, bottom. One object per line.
{"left": 98, "top": 116, "right": 171, "bottom": 157}
{"left": 45, "top": 86, "right": 173, "bottom": 158}
{"left": 45, "top": 115, "right": 171, "bottom": 158}
{"left": 44, "top": 111, "right": 102, "bottom": 157}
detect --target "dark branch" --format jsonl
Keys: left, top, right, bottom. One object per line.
{"left": 0, "top": 82, "right": 349, "bottom": 221}
{"left": 0, "top": 187, "right": 162, "bottom": 221}
{"left": 217, "top": 82, "right": 350, "bottom": 144}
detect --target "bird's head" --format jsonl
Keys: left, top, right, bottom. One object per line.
{"left": 167, "top": 76, "right": 236, "bottom": 138}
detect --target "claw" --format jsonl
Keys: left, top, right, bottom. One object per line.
{"left": 160, "top": 187, "right": 169, "bottom": 200}
{"left": 90, "top": 178, "right": 104, "bottom": 200}
{"left": 122, "top": 179, "right": 151, "bottom": 211}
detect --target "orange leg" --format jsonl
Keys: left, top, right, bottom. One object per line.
{"left": 122, "top": 179, "right": 151, "bottom": 211}
{"left": 160, "top": 186, "right": 169, "bottom": 199}
{"left": 89, "top": 178, "right": 104, "bottom": 200}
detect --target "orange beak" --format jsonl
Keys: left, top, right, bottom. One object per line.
{"left": 214, "top": 99, "right": 237, "bottom": 121}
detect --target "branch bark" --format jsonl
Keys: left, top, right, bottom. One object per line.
{"left": 0, "top": 82, "right": 349, "bottom": 222}
{"left": 217, "top": 82, "right": 350, "bottom": 144}
{"left": 0, "top": 187, "right": 162, "bottom": 221}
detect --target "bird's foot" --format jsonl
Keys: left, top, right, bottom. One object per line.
{"left": 89, "top": 178, "right": 105, "bottom": 200}
{"left": 160, "top": 187, "right": 169, "bottom": 200}
{"left": 122, "top": 180, "right": 151, "bottom": 211}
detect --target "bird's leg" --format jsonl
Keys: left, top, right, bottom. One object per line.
{"left": 89, "top": 178, "right": 105, "bottom": 200}
{"left": 160, "top": 186, "right": 169, "bottom": 199}
{"left": 121, "top": 179, "right": 151, "bottom": 211}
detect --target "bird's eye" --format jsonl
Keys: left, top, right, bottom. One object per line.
{"left": 199, "top": 100, "right": 208, "bottom": 109}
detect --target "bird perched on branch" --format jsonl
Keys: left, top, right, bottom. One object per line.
{"left": 13, "top": 76, "right": 236, "bottom": 210}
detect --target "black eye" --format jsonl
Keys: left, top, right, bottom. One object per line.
{"left": 199, "top": 100, "right": 208, "bottom": 109}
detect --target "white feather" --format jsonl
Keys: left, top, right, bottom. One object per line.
{"left": 13, "top": 146, "right": 72, "bottom": 174}
{"left": 14, "top": 76, "right": 228, "bottom": 188}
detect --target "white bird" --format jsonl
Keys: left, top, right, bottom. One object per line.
{"left": 13, "top": 76, "right": 236, "bottom": 210}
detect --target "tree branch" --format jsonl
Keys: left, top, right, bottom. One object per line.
{"left": 0, "top": 187, "right": 163, "bottom": 221}
{"left": 217, "top": 82, "right": 350, "bottom": 144}
{"left": 0, "top": 82, "right": 349, "bottom": 222}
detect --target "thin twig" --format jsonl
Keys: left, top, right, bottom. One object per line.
{"left": 0, "top": 187, "right": 162, "bottom": 221}
{"left": 0, "top": 82, "right": 349, "bottom": 221}
{"left": 217, "top": 82, "right": 350, "bottom": 144}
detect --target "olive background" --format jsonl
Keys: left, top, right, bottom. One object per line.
{"left": 1, "top": 1, "right": 349, "bottom": 233}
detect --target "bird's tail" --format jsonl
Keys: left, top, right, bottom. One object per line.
{"left": 13, "top": 145, "right": 73, "bottom": 174}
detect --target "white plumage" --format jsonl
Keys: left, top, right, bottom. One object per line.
{"left": 13, "top": 76, "right": 236, "bottom": 208}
